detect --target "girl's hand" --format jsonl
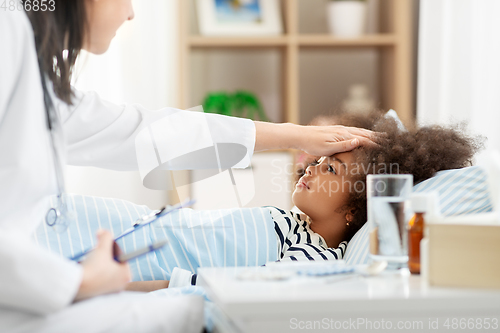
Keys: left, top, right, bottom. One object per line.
{"left": 125, "top": 280, "right": 170, "bottom": 292}
{"left": 74, "top": 230, "right": 131, "bottom": 302}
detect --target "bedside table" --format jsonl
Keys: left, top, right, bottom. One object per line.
{"left": 198, "top": 266, "right": 500, "bottom": 333}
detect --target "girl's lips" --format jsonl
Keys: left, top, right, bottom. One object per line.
{"left": 297, "top": 180, "right": 309, "bottom": 189}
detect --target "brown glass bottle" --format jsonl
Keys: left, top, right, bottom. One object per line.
{"left": 407, "top": 212, "right": 425, "bottom": 274}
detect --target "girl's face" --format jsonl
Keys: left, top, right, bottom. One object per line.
{"left": 292, "top": 152, "right": 355, "bottom": 223}
{"left": 84, "top": 0, "right": 135, "bottom": 54}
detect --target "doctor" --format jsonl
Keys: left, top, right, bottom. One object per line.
{"left": 0, "top": 0, "right": 376, "bottom": 332}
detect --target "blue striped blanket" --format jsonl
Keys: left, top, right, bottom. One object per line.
{"left": 33, "top": 195, "right": 278, "bottom": 281}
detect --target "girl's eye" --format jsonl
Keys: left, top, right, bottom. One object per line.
{"left": 328, "top": 164, "right": 337, "bottom": 174}
{"left": 308, "top": 159, "right": 320, "bottom": 167}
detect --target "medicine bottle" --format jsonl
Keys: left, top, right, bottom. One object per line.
{"left": 407, "top": 194, "right": 428, "bottom": 274}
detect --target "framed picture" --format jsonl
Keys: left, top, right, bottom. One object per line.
{"left": 197, "top": 0, "right": 282, "bottom": 36}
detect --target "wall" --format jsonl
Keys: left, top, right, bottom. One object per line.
{"left": 188, "top": 0, "right": 384, "bottom": 125}
{"left": 67, "top": 0, "right": 179, "bottom": 209}
{"left": 297, "top": 0, "right": 381, "bottom": 125}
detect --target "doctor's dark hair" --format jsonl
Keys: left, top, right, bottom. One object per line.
{"left": 341, "top": 113, "right": 484, "bottom": 242}
{"left": 24, "top": 0, "right": 87, "bottom": 105}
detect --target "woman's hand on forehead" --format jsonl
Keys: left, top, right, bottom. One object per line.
{"left": 298, "top": 125, "right": 379, "bottom": 157}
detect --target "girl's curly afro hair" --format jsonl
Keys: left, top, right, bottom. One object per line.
{"left": 333, "top": 111, "right": 484, "bottom": 242}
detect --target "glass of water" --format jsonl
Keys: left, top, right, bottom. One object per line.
{"left": 367, "top": 174, "right": 413, "bottom": 264}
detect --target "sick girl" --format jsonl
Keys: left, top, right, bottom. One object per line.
{"left": 122, "top": 111, "right": 481, "bottom": 290}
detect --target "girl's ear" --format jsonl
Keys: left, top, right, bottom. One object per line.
{"left": 345, "top": 208, "right": 356, "bottom": 222}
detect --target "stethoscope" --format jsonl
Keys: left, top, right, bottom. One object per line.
{"left": 41, "top": 74, "right": 73, "bottom": 233}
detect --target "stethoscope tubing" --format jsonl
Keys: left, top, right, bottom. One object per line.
{"left": 41, "top": 73, "right": 69, "bottom": 230}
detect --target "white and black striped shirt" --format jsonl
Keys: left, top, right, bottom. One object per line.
{"left": 266, "top": 206, "right": 347, "bottom": 262}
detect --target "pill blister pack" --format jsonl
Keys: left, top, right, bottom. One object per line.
{"left": 296, "top": 264, "right": 355, "bottom": 276}
{"left": 236, "top": 261, "right": 355, "bottom": 281}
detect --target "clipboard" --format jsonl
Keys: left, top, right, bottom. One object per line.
{"left": 70, "top": 198, "right": 195, "bottom": 262}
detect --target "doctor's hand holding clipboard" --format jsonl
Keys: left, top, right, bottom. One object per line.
{"left": 74, "top": 230, "right": 131, "bottom": 302}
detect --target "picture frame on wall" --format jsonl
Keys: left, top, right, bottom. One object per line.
{"left": 196, "top": 0, "right": 282, "bottom": 36}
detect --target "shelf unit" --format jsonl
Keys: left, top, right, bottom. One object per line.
{"left": 178, "top": 0, "right": 415, "bottom": 125}
{"left": 174, "top": 0, "right": 415, "bottom": 207}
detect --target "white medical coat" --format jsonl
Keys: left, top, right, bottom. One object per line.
{"left": 0, "top": 9, "right": 255, "bottom": 328}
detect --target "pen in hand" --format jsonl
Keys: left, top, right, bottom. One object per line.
{"left": 113, "top": 240, "right": 169, "bottom": 263}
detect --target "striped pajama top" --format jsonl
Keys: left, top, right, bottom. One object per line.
{"left": 266, "top": 206, "right": 348, "bottom": 262}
